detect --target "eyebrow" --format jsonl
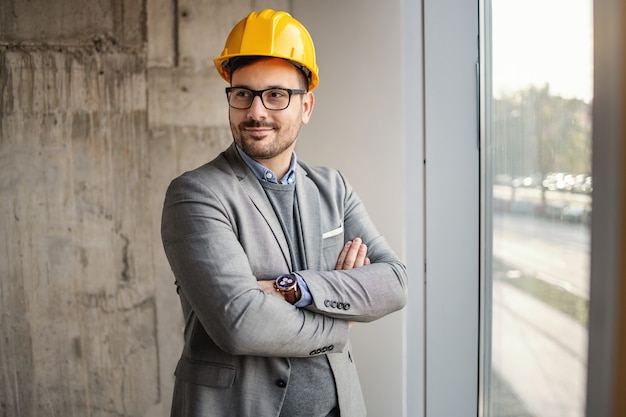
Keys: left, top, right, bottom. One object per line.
{"left": 230, "top": 85, "right": 293, "bottom": 90}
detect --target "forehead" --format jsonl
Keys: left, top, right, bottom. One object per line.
{"left": 230, "top": 58, "right": 301, "bottom": 88}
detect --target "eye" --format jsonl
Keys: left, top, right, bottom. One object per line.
{"left": 234, "top": 88, "right": 252, "bottom": 98}
{"left": 267, "top": 89, "right": 289, "bottom": 99}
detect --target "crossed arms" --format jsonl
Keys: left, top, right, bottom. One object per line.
{"left": 258, "top": 237, "right": 371, "bottom": 304}
{"left": 161, "top": 169, "right": 407, "bottom": 358}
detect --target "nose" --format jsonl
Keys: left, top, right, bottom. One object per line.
{"left": 247, "top": 95, "right": 268, "bottom": 120}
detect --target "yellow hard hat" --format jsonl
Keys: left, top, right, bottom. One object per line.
{"left": 213, "top": 9, "right": 319, "bottom": 91}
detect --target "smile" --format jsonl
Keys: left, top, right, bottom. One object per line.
{"left": 244, "top": 127, "right": 274, "bottom": 137}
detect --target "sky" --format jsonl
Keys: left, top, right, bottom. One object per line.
{"left": 491, "top": 0, "right": 593, "bottom": 102}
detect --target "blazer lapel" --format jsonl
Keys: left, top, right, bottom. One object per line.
{"left": 223, "top": 145, "right": 292, "bottom": 270}
{"left": 295, "top": 167, "right": 323, "bottom": 271}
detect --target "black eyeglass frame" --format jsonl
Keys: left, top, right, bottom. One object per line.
{"left": 225, "top": 87, "right": 307, "bottom": 111}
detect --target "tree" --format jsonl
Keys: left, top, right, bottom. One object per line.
{"left": 494, "top": 84, "right": 592, "bottom": 184}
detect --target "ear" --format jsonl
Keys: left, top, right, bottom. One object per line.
{"left": 300, "top": 92, "right": 315, "bottom": 124}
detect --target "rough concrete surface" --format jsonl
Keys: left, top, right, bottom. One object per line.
{"left": 0, "top": 45, "right": 159, "bottom": 416}
{"left": 1, "top": 0, "right": 291, "bottom": 416}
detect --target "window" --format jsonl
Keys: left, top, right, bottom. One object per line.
{"left": 481, "top": 1, "right": 593, "bottom": 416}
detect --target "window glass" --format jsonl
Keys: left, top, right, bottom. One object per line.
{"left": 483, "top": 1, "right": 593, "bottom": 416}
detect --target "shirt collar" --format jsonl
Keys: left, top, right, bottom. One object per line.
{"left": 235, "top": 144, "right": 297, "bottom": 185}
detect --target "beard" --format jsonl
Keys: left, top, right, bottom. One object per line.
{"left": 231, "top": 120, "right": 300, "bottom": 161}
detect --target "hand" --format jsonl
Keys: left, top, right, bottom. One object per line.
{"left": 336, "top": 238, "right": 369, "bottom": 330}
{"left": 335, "top": 237, "right": 370, "bottom": 270}
{"left": 257, "top": 280, "right": 285, "bottom": 301}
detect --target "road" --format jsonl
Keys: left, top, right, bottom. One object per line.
{"left": 490, "top": 210, "right": 590, "bottom": 417}
{"left": 493, "top": 211, "right": 590, "bottom": 298}
{"left": 492, "top": 281, "right": 587, "bottom": 417}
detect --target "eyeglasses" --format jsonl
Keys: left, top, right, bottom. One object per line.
{"left": 225, "top": 87, "right": 307, "bottom": 111}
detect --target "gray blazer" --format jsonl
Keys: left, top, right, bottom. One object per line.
{"left": 161, "top": 144, "right": 408, "bottom": 417}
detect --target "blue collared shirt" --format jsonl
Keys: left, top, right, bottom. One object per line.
{"left": 235, "top": 145, "right": 312, "bottom": 307}
{"left": 236, "top": 145, "right": 297, "bottom": 185}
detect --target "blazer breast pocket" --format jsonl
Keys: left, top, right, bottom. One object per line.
{"left": 322, "top": 223, "right": 343, "bottom": 239}
{"left": 321, "top": 223, "right": 344, "bottom": 270}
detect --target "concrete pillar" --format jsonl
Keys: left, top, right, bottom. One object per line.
{"left": 0, "top": 1, "right": 291, "bottom": 416}
{"left": 0, "top": 1, "right": 159, "bottom": 416}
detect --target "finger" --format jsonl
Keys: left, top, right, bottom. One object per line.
{"left": 364, "top": 257, "right": 371, "bottom": 266}
{"left": 257, "top": 281, "right": 285, "bottom": 300}
{"left": 352, "top": 243, "right": 368, "bottom": 268}
{"left": 257, "top": 280, "right": 270, "bottom": 291}
{"left": 341, "top": 238, "right": 362, "bottom": 270}
{"left": 257, "top": 280, "right": 275, "bottom": 295}
{"left": 335, "top": 240, "right": 352, "bottom": 270}
{"left": 271, "top": 291, "right": 285, "bottom": 301}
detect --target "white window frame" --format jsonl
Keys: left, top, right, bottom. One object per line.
{"left": 404, "top": 0, "right": 480, "bottom": 416}
{"left": 405, "top": 0, "right": 625, "bottom": 416}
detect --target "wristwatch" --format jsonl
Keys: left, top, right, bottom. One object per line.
{"left": 274, "top": 273, "right": 301, "bottom": 305}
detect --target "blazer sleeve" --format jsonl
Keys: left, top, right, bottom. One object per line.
{"left": 161, "top": 172, "right": 350, "bottom": 358}
{"left": 298, "top": 171, "right": 408, "bottom": 322}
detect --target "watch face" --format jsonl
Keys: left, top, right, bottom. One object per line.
{"left": 276, "top": 274, "right": 296, "bottom": 291}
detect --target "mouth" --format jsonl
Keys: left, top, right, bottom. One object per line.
{"left": 245, "top": 127, "right": 273, "bottom": 135}
{"left": 242, "top": 124, "right": 276, "bottom": 138}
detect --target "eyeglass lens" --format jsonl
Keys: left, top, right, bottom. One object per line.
{"left": 227, "top": 88, "right": 294, "bottom": 110}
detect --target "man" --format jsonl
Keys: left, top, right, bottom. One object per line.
{"left": 161, "top": 9, "right": 408, "bottom": 417}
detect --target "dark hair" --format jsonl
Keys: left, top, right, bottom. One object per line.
{"left": 225, "top": 56, "right": 310, "bottom": 91}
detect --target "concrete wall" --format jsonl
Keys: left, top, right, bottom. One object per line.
{"left": 0, "top": 0, "right": 408, "bottom": 416}
{"left": 0, "top": 0, "right": 164, "bottom": 415}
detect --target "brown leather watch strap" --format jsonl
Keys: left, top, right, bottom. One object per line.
{"left": 283, "top": 284, "right": 301, "bottom": 304}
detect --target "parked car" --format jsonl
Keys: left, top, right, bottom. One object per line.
{"left": 561, "top": 205, "right": 590, "bottom": 223}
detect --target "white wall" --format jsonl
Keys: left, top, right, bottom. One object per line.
{"left": 288, "top": 2, "right": 626, "bottom": 416}
{"left": 293, "top": 2, "right": 409, "bottom": 416}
